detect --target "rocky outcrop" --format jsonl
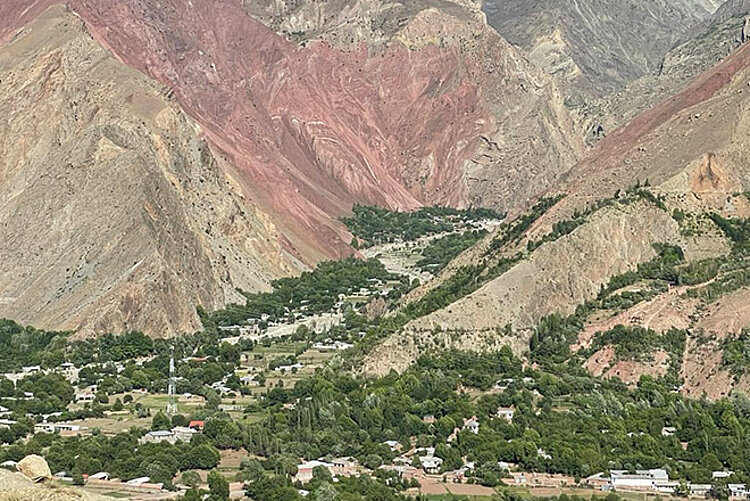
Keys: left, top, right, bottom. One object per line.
{"left": 0, "top": 0, "right": 589, "bottom": 337}
{"left": 0, "top": 455, "right": 108, "bottom": 501}
{"left": 60, "top": 0, "right": 583, "bottom": 251}
{"left": 17, "top": 455, "right": 52, "bottom": 483}
{"left": 0, "top": 6, "right": 294, "bottom": 336}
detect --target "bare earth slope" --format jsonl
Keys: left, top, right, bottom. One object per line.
{"left": 0, "top": 0, "right": 587, "bottom": 336}
{"left": 0, "top": 6, "right": 293, "bottom": 336}
{"left": 408, "top": 203, "right": 681, "bottom": 333}
{"left": 66, "top": 0, "right": 583, "bottom": 252}
{"left": 580, "top": 0, "right": 750, "bottom": 143}
{"left": 366, "top": 17, "right": 750, "bottom": 378}
{"left": 483, "top": 0, "right": 717, "bottom": 104}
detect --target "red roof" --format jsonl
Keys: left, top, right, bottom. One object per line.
{"left": 189, "top": 420, "right": 204, "bottom": 429}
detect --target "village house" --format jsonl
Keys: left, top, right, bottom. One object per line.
{"left": 495, "top": 378, "right": 514, "bottom": 391}
{"left": 172, "top": 426, "right": 198, "bottom": 442}
{"left": 714, "top": 470, "right": 735, "bottom": 479}
{"left": 729, "top": 484, "right": 748, "bottom": 498}
{"left": 56, "top": 362, "right": 79, "bottom": 383}
{"left": 689, "top": 484, "right": 712, "bottom": 496}
{"left": 422, "top": 415, "right": 436, "bottom": 424}
{"left": 609, "top": 469, "right": 671, "bottom": 492}
{"left": 0, "top": 419, "right": 17, "bottom": 429}
{"left": 294, "top": 460, "right": 333, "bottom": 483}
{"left": 212, "top": 384, "right": 235, "bottom": 396}
{"left": 419, "top": 456, "right": 443, "bottom": 475}
{"left": 139, "top": 430, "right": 177, "bottom": 445}
{"left": 34, "top": 422, "right": 84, "bottom": 435}
{"left": 330, "top": 457, "right": 359, "bottom": 476}
{"left": 496, "top": 406, "right": 515, "bottom": 423}
{"left": 383, "top": 440, "right": 402, "bottom": 452}
{"left": 463, "top": 416, "right": 480, "bottom": 434}
{"left": 661, "top": 426, "right": 677, "bottom": 437}
{"left": 585, "top": 472, "right": 611, "bottom": 490}
{"left": 312, "top": 341, "right": 354, "bottom": 351}
{"left": 274, "top": 363, "right": 305, "bottom": 373}
{"left": 179, "top": 393, "right": 206, "bottom": 403}
{"left": 218, "top": 403, "right": 244, "bottom": 412}
{"left": 75, "top": 391, "right": 96, "bottom": 403}
{"left": 189, "top": 420, "right": 205, "bottom": 430}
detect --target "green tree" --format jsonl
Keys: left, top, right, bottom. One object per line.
{"left": 208, "top": 470, "right": 229, "bottom": 501}
{"left": 152, "top": 411, "right": 171, "bottom": 431}
{"left": 181, "top": 470, "right": 202, "bottom": 488}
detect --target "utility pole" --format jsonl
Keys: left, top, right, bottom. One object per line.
{"left": 166, "top": 347, "right": 177, "bottom": 417}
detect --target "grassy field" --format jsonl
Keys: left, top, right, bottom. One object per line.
{"left": 498, "top": 485, "right": 670, "bottom": 501}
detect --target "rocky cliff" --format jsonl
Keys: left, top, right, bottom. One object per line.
{"left": 0, "top": 6, "right": 294, "bottom": 336}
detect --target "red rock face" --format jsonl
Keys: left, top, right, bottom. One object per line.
{"left": 0, "top": 0, "right": 488, "bottom": 261}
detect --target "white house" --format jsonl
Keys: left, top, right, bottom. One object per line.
{"left": 496, "top": 407, "right": 515, "bottom": 423}
{"left": 139, "top": 430, "right": 176, "bottom": 445}
{"left": 34, "top": 423, "right": 83, "bottom": 434}
{"left": 661, "top": 426, "right": 677, "bottom": 437}
{"left": 126, "top": 476, "right": 153, "bottom": 486}
{"left": 728, "top": 484, "right": 747, "bottom": 498}
{"left": 172, "top": 426, "right": 198, "bottom": 443}
{"left": 419, "top": 456, "right": 443, "bottom": 474}
{"left": 274, "top": 363, "right": 305, "bottom": 373}
{"left": 383, "top": 440, "right": 401, "bottom": 452}
{"left": 714, "top": 470, "right": 735, "bottom": 479}
{"left": 689, "top": 484, "right": 712, "bottom": 496}
{"left": 463, "top": 416, "right": 480, "bottom": 434}
{"left": 0, "top": 419, "right": 17, "bottom": 429}
{"left": 610, "top": 469, "right": 669, "bottom": 491}
{"left": 75, "top": 392, "right": 96, "bottom": 403}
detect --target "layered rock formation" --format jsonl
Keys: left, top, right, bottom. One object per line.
{"left": 367, "top": 10, "right": 750, "bottom": 379}
{"left": 484, "top": 0, "right": 718, "bottom": 104}
{"left": 0, "top": 0, "right": 589, "bottom": 334}
{"left": 0, "top": 6, "right": 293, "bottom": 336}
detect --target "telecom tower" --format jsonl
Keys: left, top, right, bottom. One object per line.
{"left": 166, "top": 348, "right": 177, "bottom": 416}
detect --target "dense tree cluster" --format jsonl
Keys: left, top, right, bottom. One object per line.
{"left": 209, "top": 258, "right": 403, "bottom": 327}
{"left": 342, "top": 204, "right": 501, "bottom": 248}
{"left": 0, "top": 429, "right": 220, "bottom": 488}
{"left": 415, "top": 230, "right": 488, "bottom": 273}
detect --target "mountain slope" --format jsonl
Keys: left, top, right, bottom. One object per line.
{"left": 0, "top": 6, "right": 294, "bottom": 336}
{"left": 365, "top": 28, "right": 750, "bottom": 386}
{"left": 0, "top": 0, "right": 587, "bottom": 334}
{"left": 483, "top": 0, "right": 717, "bottom": 104}
{"left": 67, "top": 0, "right": 584, "bottom": 249}
{"left": 580, "top": 0, "right": 750, "bottom": 143}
